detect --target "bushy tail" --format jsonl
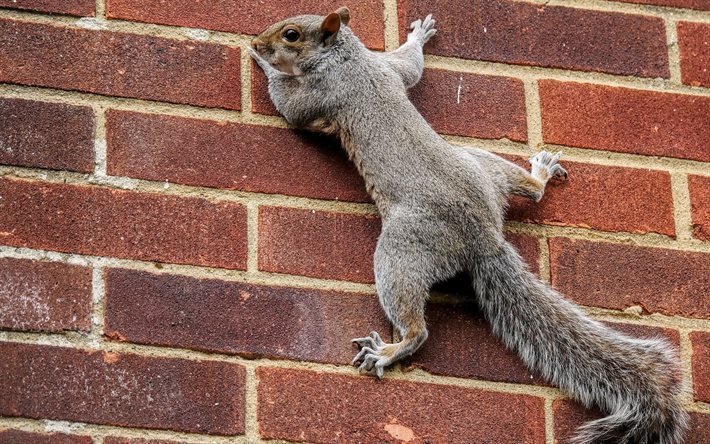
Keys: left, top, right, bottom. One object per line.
{"left": 469, "top": 242, "right": 688, "bottom": 444}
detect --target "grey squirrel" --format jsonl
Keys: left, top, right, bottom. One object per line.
{"left": 249, "top": 8, "right": 688, "bottom": 443}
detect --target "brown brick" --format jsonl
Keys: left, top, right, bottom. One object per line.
{"left": 689, "top": 175, "right": 710, "bottom": 241}
{"left": 691, "top": 331, "right": 710, "bottom": 402}
{"left": 0, "top": 19, "right": 240, "bottom": 109}
{"left": 104, "top": 438, "right": 180, "bottom": 444}
{"left": 105, "top": 268, "right": 390, "bottom": 365}
{"left": 259, "top": 207, "right": 380, "bottom": 283}
{"left": 0, "top": 98, "right": 94, "bottom": 173}
{"left": 0, "top": 342, "right": 245, "bottom": 434}
{"left": 0, "top": 430, "right": 92, "bottom": 444}
{"left": 506, "top": 232, "right": 540, "bottom": 275}
{"left": 409, "top": 69, "right": 527, "bottom": 142}
{"left": 540, "top": 81, "right": 710, "bottom": 162}
{"left": 507, "top": 161, "right": 675, "bottom": 236}
{"left": 550, "top": 238, "right": 710, "bottom": 318}
{"left": 257, "top": 368, "right": 545, "bottom": 443}
{"left": 0, "top": 258, "right": 92, "bottom": 332}
{"left": 0, "top": 0, "right": 95, "bottom": 16}
{"left": 615, "top": 0, "right": 710, "bottom": 10}
{"left": 106, "top": 110, "right": 369, "bottom": 202}
{"left": 106, "top": 1, "right": 384, "bottom": 50}
{"left": 398, "top": 0, "right": 668, "bottom": 77}
{"left": 0, "top": 178, "right": 247, "bottom": 269}
{"left": 679, "top": 22, "right": 710, "bottom": 88}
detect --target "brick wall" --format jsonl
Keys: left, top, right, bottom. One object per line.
{"left": 0, "top": 0, "right": 708, "bottom": 443}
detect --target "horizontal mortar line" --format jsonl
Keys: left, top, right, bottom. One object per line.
{"left": 512, "top": 0, "right": 710, "bottom": 21}
{"left": 690, "top": 401, "right": 710, "bottom": 413}
{"left": 584, "top": 307, "right": 710, "bottom": 331}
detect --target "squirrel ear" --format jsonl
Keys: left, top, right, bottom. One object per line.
{"left": 321, "top": 12, "right": 341, "bottom": 44}
{"left": 335, "top": 7, "right": 350, "bottom": 26}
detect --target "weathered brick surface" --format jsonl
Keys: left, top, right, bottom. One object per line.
{"left": 106, "top": 0, "right": 385, "bottom": 50}
{"left": 0, "top": 178, "right": 247, "bottom": 269}
{"left": 104, "top": 438, "right": 178, "bottom": 444}
{"left": 0, "top": 98, "right": 94, "bottom": 173}
{"left": 689, "top": 175, "right": 710, "bottom": 241}
{"left": 106, "top": 110, "right": 369, "bottom": 202}
{"left": 540, "top": 81, "right": 710, "bottom": 162}
{"left": 507, "top": 161, "right": 675, "bottom": 236}
{"left": 105, "top": 268, "right": 390, "bottom": 364}
{"left": 251, "top": 64, "right": 279, "bottom": 116}
{"left": 506, "top": 233, "right": 541, "bottom": 275}
{"left": 398, "top": 0, "right": 668, "bottom": 77}
{"left": 0, "top": 19, "right": 241, "bottom": 109}
{"left": 691, "top": 331, "right": 710, "bottom": 402}
{"left": 0, "top": 430, "right": 92, "bottom": 444}
{"left": 257, "top": 368, "right": 545, "bottom": 443}
{"left": 0, "top": 342, "right": 245, "bottom": 434}
{"left": 678, "top": 22, "right": 710, "bottom": 88}
{"left": 615, "top": 0, "right": 710, "bottom": 10}
{"left": 0, "top": 258, "right": 92, "bottom": 332}
{"left": 0, "top": 0, "right": 95, "bottom": 16}
{"left": 259, "top": 207, "right": 380, "bottom": 283}
{"left": 550, "top": 238, "right": 710, "bottom": 318}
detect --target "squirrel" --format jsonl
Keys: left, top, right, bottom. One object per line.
{"left": 250, "top": 7, "right": 688, "bottom": 444}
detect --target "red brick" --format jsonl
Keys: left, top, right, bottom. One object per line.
{"left": 251, "top": 63, "right": 278, "bottom": 116}
{"left": 0, "top": 19, "right": 240, "bottom": 109}
{"left": 104, "top": 438, "right": 179, "bottom": 444}
{"left": 615, "top": 0, "right": 710, "bottom": 10}
{"left": 259, "top": 207, "right": 380, "bottom": 283}
{"left": 0, "top": 342, "right": 245, "bottom": 434}
{"left": 106, "top": 1, "right": 384, "bottom": 50}
{"left": 0, "top": 430, "right": 92, "bottom": 444}
{"left": 550, "top": 238, "right": 710, "bottom": 318}
{"left": 105, "top": 268, "right": 390, "bottom": 365}
{"left": 679, "top": 22, "right": 710, "bottom": 88}
{"left": 0, "top": 178, "right": 247, "bottom": 269}
{"left": 409, "top": 69, "right": 527, "bottom": 141}
{"left": 0, "top": 98, "right": 94, "bottom": 173}
{"left": 691, "top": 331, "right": 710, "bottom": 402}
{"left": 0, "top": 0, "right": 95, "bottom": 16}
{"left": 689, "top": 175, "right": 710, "bottom": 241}
{"left": 398, "top": 0, "right": 668, "bottom": 77}
{"left": 540, "top": 81, "right": 710, "bottom": 162}
{"left": 257, "top": 368, "right": 545, "bottom": 443}
{"left": 0, "top": 258, "right": 92, "bottom": 332}
{"left": 106, "top": 110, "right": 369, "bottom": 202}
{"left": 506, "top": 232, "right": 540, "bottom": 275}
{"left": 507, "top": 161, "right": 675, "bottom": 236}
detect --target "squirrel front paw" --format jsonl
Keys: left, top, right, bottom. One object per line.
{"left": 529, "top": 150, "right": 568, "bottom": 180}
{"left": 408, "top": 14, "right": 437, "bottom": 45}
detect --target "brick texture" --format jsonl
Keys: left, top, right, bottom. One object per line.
{"left": 615, "top": 0, "right": 710, "bottom": 10}
{"left": 106, "top": 1, "right": 385, "bottom": 50}
{"left": 0, "top": 430, "right": 92, "bottom": 444}
{"left": 550, "top": 238, "right": 710, "bottom": 318}
{"left": 398, "top": 0, "right": 668, "bottom": 77}
{"left": 259, "top": 207, "right": 380, "bottom": 283}
{"left": 0, "top": 0, "right": 95, "bottom": 16}
{"left": 0, "top": 342, "right": 245, "bottom": 434}
{"left": 0, "top": 19, "right": 241, "bottom": 109}
{"left": 507, "top": 161, "right": 675, "bottom": 236}
{"left": 105, "top": 268, "right": 390, "bottom": 364}
{"left": 106, "top": 110, "right": 369, "bottom": 202}
{"left": 689, "top": 175, "right": 710, "bottom": 241}
{"left": 691, "top": 331, "right": 710, "bottom": 402}
{"left": 104, "top": 438, "right": 179, "bottom": 444}
{"left": 0, "top": 178, "right": 247, "bottom": 269}
{"left": 0, "top": 98, "right": 94, "bottom": 173}
{"left": 678, "top": 22, "right": 710, "bottom": 88}
{"left": 0, "top": 258, "right": 92, "bottom": 332}
{"left": 257, "top": 368, "right": 545, "bottom": 443}
{"left": 540, "top": 81, "right": 710, "bottom": 162}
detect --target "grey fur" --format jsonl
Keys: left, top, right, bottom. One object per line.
{"left": 250, "top": 10, "right": 688, "bottom": 443}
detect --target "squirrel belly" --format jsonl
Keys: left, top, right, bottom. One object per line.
{"left": 250, "top": 8, "right": 689, "bottom": 443}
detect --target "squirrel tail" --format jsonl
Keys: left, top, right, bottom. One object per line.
{"left": 469, "top": 242, "right": 688, "bottom": 444}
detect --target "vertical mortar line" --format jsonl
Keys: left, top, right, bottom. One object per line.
{"left": 240, "top": 43, "right": 254, "bottom": 117}
{"left": 544, "top": 397, "right": 555, "bottom": 444}
{"left": 538, "top": 235, "right": 551, "bottom": 283}
{"left": 95, "top": 0, "right": 106, "bottom": 19}
{"left": 382, "top": 0, "right": 400, "bottom": 51}
{"left": 524, "top": 79, "right": 544, "bottom": 151}
{"left": 91, "top": 266, "right": 106, "bottom": 347}
{"left": 93, "top": 106, "right": 107, "bottom": 177}
{"left": 670, "top": 172, "right": 693, "bottom": 241}
{"left": 665, "top": 18, "right": 682, "bottom": 84}
{"left": 246, "top": 201, "right": 259, "bottom": 273}
{"left": 678, "top": 329, "right": 695, "bottom": 405}
{"left": 244, "top": 366, "right": 260, "bottom": 441}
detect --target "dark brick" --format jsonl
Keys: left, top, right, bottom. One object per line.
{"left": 550, "top": 238, "right": 710, "bottom": 318}
{"left": 0, "top": 178, "right": 247, "bottom": 269}
{"left": 0, "top": 98, "right": 94, "bottom": 173}
{"left": 106, "top": 110, "right": 369, "bottom": 202}
{"left": 687, "top": 412, "right": 710, "bottom": 444}
{"left": 0, "top": 0, "right": 95, "bottom": 16}
{"left": 0, "top": 258, "right": 92, "bottom": 332}
{"left": 105, "top": 268, "right": 390, "bottom": 365}
{"left": 257, "top": 368, "right": 545, "bottom": 443}
{"left": 0, "top": 342, "right": 245, "bottom": 434}
{"left": 0, "top": 430, "right": 92, "bottom": 444}
{"left": 615, "top": 0, "right": 710, "bottom": 10}
{"left": 691, "top": 331, "right": 710, "bottom": 402}
{"left": 106, "top": 0, "right": 384, "bottom": 50}
{"left": 689, "top": 175, "right": 710, "bottom": 241}
{"left": 398, "top": 0, "right": 668, "bottom": 77}
{"left": 409, "top": 69, "right": 527, "bottom": 141}
{"left": 507, "top": 161, "right": 675, "bottom": 236}
{"left": 679, "top": 22, "right": 710, "bottom": 88}
{"left": 540, "top": 81, "right": 710, "bottom": 162}
{"left": 259, "top": 207, "right": 380, "bottom": 283}
{"left": 0, "top": 19, "right": 240, "bottom": 109}
{"left": 506, "top": 232, "right": 540, "bottom": 275}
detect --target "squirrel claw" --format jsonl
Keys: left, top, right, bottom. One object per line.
{"left": 529, "top": 150, "right": 569, "bottom": 181}
{"left": 408, "top": 14, "right": 437, "bottom": 44}
{"left": 351, "top": 331, "right": 391, "bottom": 379}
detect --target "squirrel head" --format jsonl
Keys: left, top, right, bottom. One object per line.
{"left": 251, "top": 7, "right": 351, "bottom": 76}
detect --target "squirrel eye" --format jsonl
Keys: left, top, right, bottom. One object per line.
{"left": 282, "top": 28, "right": 300, "bottom": 43}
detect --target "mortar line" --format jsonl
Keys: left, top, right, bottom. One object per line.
{"left": 382, "top": 0, "right": 400, "bottom": 51}
{"left": 95, "top": 0, "right": 105, "bottom": 19}
{"left": 246, "top": 201, "right": 260, "bottom": 273}
{"left": 244, "top": 367, "right": 260, "bottom": 441}
{"left": 524, "top": 79, "right": 544, "bottom": 149}
{"left": 665, "top": 18, "right": 683, "bottom": 84}
{"left": 678, "top": 329, "right": 695, "bottom": 405}
{"left": 93, "top": 107, "right": 107, "bottom": 177}
{"left": 670, "top": 172, "right": 694, "bottom": 241}
{"left": 538, "top": 235, "right": 551, "bottom": 283}
{"left": 544, "top": 397, "right": 555, "bottom": 444}
{"left": 239, "top": 41, "right": 254, "bottom": 116}
{"left": 90, "top": 266, "right": 106, "bottom": 346}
